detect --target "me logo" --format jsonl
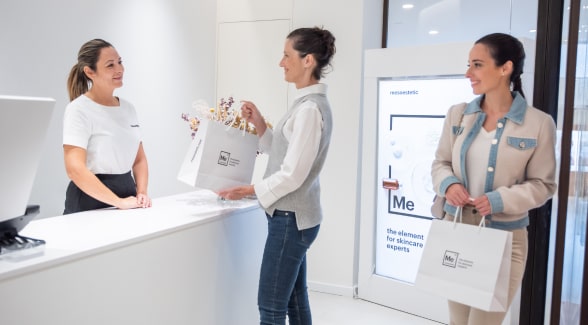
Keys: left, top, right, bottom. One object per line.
{"left": 218, "top": 151, "right": 230, "bottom": 166}
{"left": 442, "top": 250, "right": 459, "bottom": 268}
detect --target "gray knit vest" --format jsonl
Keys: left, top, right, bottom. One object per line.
{"left": 264, "top": 92, "right": 332, "bottom": 230}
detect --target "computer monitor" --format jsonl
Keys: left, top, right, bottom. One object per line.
{"left": 0, "top": 95, "right": 55, "bottom": 251}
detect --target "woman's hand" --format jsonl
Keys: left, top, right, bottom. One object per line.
{"left": 116, "top": 196, "right": 142, "bottom": 210}
{"left": 445, "top": 183, "right": 471, "bottom": 207}
{"left": 216, "top": 185, "right": 255, "bottom": 201}
{"left": 240, "top": 101, "right": 267, "bottom": 136}
{"left": 136, "top": 193, "right": 152, "bottom": 208}
{"left": 471, "top": 195, "right": 491, "bottom": 216}
{"left": 110, "top": 194, "right": 152, "bottom": 210}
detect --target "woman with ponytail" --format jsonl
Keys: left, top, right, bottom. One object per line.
{"left": 63, "top": 39, "right": 151, "bottom": 214}
{"left": 431, "top": 33, "right": 557, "bottom": 324}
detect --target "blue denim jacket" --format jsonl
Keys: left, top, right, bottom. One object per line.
{"left": 431, "top": 92, "right": 557, "bottom": 230}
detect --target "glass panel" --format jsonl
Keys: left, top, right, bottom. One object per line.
{"left": 560, "top": 1, "right": 588, "bottom": 323}
{"left": 386, "top": 0, "right": 538, "bottom": 47}
{"left": 385, "top": 0, "right": 539, "bottom": 126}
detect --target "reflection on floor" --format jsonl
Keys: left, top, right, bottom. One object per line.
{"left": 310, "top": 290, "right": 442, "bottom": 325}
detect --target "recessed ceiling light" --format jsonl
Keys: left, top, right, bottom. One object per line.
{"left": 402, "top": 4, "right": 414, "bottom": 9}
{"left": 429, "top": 30, "right": 439, "bottom": 35}
{"left": 529, "top": 29, "right": 537, "bottom": 33}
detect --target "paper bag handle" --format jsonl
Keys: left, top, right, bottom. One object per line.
{"left": 223, "top": 112, "right": 249, "bottom": 137}
{"left": 452, "top": 205, "right": 486, "bottom": 230}
{"left": 451, "top": 206, "right": 463, "bottom": 228}
{"left": 223, "top": 118, "right": 246, "bottom": 135}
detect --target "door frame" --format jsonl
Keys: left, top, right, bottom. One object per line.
{"left": 357, "top": 43, "right": 477, "bottom": 323}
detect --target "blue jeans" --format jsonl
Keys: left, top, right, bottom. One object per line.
{"left": 258, "top": 210, "right": 320, "bottom": 325}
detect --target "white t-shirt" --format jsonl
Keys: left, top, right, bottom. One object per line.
{"left": 466, "top": 128, "right": 494, "bottom": 198}
{"left": 63, "top": 95, "right": 142, "bottom": 174}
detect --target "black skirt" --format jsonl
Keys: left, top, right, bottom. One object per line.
{"left": 63, "top": 171, "right": 137, "bottom": 215}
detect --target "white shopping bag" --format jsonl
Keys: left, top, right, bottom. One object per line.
{"left": 415, "top": 208, "right": 513, "bottom": 312}
{"left": 177, "top": 118, "right": 259, "bottom": 192}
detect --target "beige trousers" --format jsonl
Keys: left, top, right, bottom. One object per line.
{"left": 444, "top": 207, "right": 528, "bottom": 325}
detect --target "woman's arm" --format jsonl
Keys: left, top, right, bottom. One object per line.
{"left": 254, "top": 103, "right": 323, "bottom": 208}
{"left": 217, "top": 103, "right": 323, "bottom": 204}
{"left": 132, "top": 142, "right": 152, "bottom": 208}
{"left": 241, "top": 100, "right": 267, "bottom": 136}
{"left": 431, "top": 104, "right": 470, "bottom": 206}
{"left": 488, "top": 114, "right": 557, "bottom": 215}
{"left": 64, "top": 144, "right": 140, "bottom": 209}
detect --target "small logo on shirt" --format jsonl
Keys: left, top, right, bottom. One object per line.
{"left": 130, "top": 124, "right": 140, "bottom": 128}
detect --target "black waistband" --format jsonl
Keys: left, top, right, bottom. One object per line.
{"left": 95, "top": 171, "right": 132, "bottom": 180}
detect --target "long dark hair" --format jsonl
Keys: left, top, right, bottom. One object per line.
{"left": 287, "top": 27, "right": 336, "bottom": 80}
{"left": 475, "top": 33, "right": 526, "bottom": 98}
{"left": 67, "top": 39, "right": 113, "bottom": 101}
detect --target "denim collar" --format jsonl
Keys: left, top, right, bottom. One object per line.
{"left": 464, "top": 91, "right": 527, "bottom": 125}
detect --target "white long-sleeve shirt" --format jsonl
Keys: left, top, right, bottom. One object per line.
{"left": 254, "top": 84, "right": 326, "bottom": 209}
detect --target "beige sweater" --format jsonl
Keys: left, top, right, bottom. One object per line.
{"left": 431, "top": 92, "right": 557, "bottom": 230}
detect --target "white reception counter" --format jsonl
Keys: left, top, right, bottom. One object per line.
{"left": 0, "top": 190, "right": 267, "bottom": 325}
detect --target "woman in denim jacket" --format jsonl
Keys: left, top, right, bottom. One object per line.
{"left": 431, "top": 33, "right": 557, "bottom": 325}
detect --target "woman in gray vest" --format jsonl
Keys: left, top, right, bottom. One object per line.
{"left": 217, "top": 27, "right": 336, "bottom": 325}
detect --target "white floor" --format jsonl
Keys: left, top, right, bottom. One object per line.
{"left": 310, "top": 290, "right": 442, "bottom": 325}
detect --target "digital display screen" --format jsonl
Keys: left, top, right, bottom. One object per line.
{"left": 375, "top": 76, "right": 476, "bottom": 283}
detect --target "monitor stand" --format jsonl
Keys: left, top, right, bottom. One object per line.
{"left": 0, "top": 205, "right": 45, "bottom": 260}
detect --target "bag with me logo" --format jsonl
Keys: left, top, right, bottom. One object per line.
{"left": 414, "top": 206, "right": 513, "bottom": 312}
{"left": 177, "top": 118, "right": 259, "bottom": 192}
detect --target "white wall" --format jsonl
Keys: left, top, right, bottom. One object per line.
{"left": 0, "top": 0, "right": 217, "bottom": 218}
{"left": 216, "top": 0, "right": 383, "bottom": 295}
{"left": 292, "top": 0, "right": 383, "bottom": 295}
{"left": 1, "top": 0, "right": 383, "bottom": 298}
